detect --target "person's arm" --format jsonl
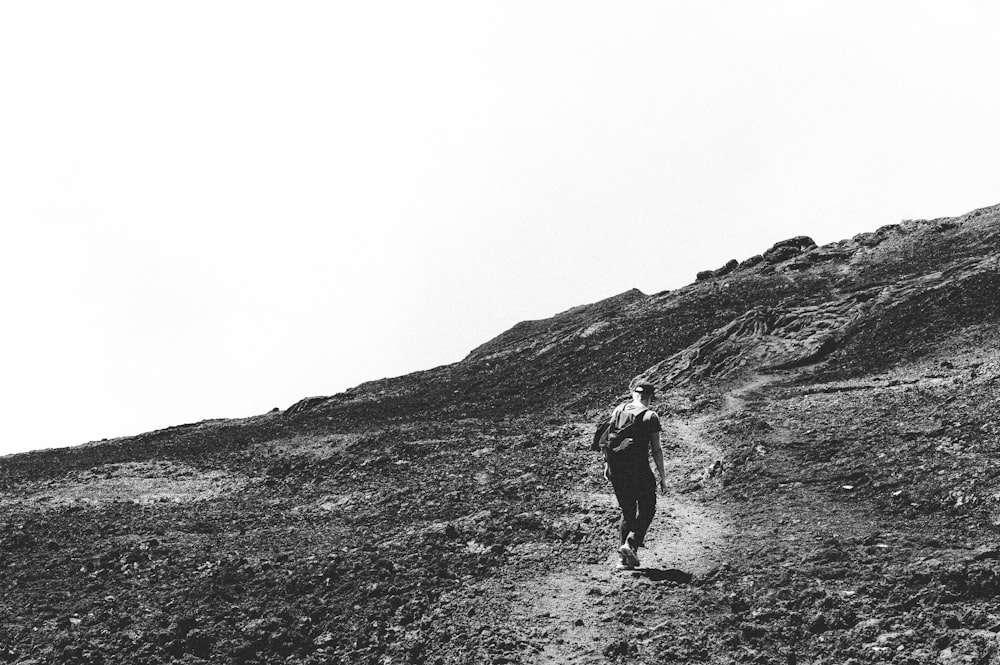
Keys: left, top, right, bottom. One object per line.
{"left": 650, "top": 432, "right": 668, "bottom": 494}
{"left": 603, "top": 406, "right": 620, "bottom": 481}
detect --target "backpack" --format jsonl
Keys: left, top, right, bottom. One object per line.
{"left": 592, "top": 404, "right": 648, "bottom": 455}
{"left": 591, "top": 421, "right": 611, "bottom": 452}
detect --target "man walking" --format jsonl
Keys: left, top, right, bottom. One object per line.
{"left": 602, "top": 380, "right": 669, "bottom": 569}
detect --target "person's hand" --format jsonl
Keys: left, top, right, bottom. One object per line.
{"left": 659, "top": 477, "right": 669, "bottom": 495}
{"left": 603, "top": 463, "right": 610, "bottom": 481}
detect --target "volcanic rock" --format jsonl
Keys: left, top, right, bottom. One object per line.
{"left": 2, "top": 203, "right": 1000, "bottom": 665}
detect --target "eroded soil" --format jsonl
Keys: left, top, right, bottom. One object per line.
{"left": 2, "top": 207, "right": 999, "bottom": 664}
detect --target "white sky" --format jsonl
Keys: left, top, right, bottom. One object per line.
{"left": 1, "top": 1, "right": 998, "bottom": 456}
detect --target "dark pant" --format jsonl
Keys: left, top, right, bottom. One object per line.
{"left": 608, "top": 467, "right": 657, "bottom": 548}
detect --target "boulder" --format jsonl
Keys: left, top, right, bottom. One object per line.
{"left": 770, "top": 235, "right": 816, "bottom": 251}
{"left": 714, "top": 259, "right": 740, "bottom": 277}
{"left": 763, "top": 245, "right": 801, "bottom": 264}
{"left": 696, "top": 259, "right": 739, "bottom": 282}
{"left": 853, "top": 231, "right": 882, "bottom": 248}
{"left": 875, "top": 223, "right": 901, "bottom": 237}
{"left": 763, "top": 235, "right": 816, "bottom": 263}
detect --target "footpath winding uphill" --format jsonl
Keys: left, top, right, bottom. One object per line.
{"left": 440, "top": 333, "right": 1000, "bottom": 665}
{"left": 465, "top": 378, "right": 769, "bottom": 664}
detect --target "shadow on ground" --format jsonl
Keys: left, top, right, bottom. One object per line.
{"left": 628, "top": 567, "right": 693, "bottom": 584}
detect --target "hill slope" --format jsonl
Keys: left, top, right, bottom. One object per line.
{"left": 1, "top": 204, "right": 999, "bottom": 664}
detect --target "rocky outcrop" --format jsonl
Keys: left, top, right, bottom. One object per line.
{"left": 638, "top": 254, "right": 999, "bottom": 389}
{"left": 285, "top": 396, "right": 330, "bottom": 415}
{"left": 763, "top": 236, "right": 816, "bottom": 264}
{"left": 773, "top": 235, "right": 817, "bottom": 251}
{"left": 697, "top": 259, "right": 740, "bottom": 282}
{"left": 637, "top": 299, "right": 859, "bottom": 388}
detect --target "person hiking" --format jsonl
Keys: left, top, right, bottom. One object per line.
{"left": 602, "top": 380, "right": 669, "bottom": 569}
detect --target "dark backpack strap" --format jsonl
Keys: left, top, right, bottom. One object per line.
{"left": 628, "top": 406, "right": 648, "bottom": 427}
{"left": 616, "top": 405, "right": 646, "bottom": 427}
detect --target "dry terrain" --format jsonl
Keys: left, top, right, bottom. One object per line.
{"left": 2, "top": 204, "right": 999, "bottom": 664}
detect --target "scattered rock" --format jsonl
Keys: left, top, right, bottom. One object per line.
{"left": 808, "top": 613, "right": 829, "bottom": 633}
{"left": 4, "top": 204, "right": 1000, "bottom": 665}
{"left": 603, "top": 639, "right": 636, "bottom": 657}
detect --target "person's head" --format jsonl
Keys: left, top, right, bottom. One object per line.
{"left": 632, "top": 380, "right": 656, "bottom": 404}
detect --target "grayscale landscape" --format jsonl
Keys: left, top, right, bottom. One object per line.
{"left": 2, "top": 203, "right": 999, "bottom": 664}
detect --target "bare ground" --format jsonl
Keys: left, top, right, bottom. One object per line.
{"left": 466, "top": 380, "right": 765, "bottom": 664}
{"left": 2, "top": 206, "right": 998, "bottom": 664}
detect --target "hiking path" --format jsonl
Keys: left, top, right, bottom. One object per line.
{"left": 492, "top": 376, "right": 775, "bottom": 663}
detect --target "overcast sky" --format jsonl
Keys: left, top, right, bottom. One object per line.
{"left": 1, "top": 1, "right": 998, "bottom": 456}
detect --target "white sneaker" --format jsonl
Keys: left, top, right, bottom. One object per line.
{"left": 618, "top": 542, "right": 640, "bottom": 568}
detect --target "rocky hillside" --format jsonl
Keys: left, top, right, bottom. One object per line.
{"left": 1, "top": 203, "right": 999, "bottom": 664}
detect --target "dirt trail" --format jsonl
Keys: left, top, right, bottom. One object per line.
{"left": 500, "top": 379, "right": 775, "bottom": 663}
